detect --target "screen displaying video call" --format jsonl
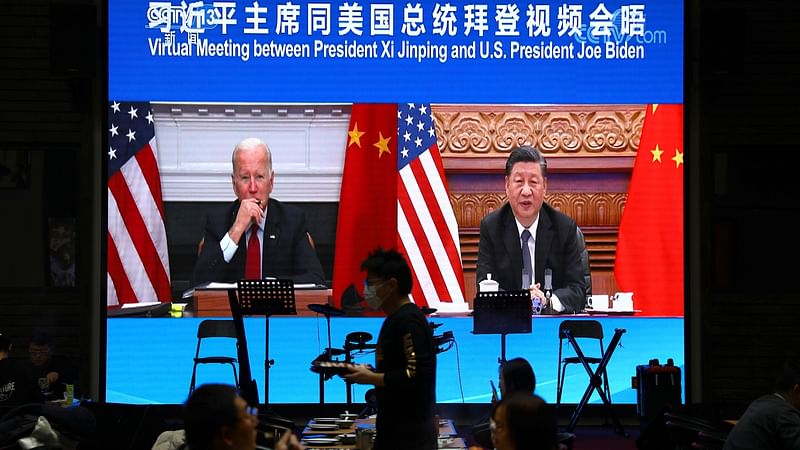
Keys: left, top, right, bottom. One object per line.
{"left": 106, "top": 0, "right": 685, "bottom": 404}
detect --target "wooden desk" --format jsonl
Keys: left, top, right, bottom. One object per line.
{"left": 192, "top": 287, "right": 332, "bottom": 317}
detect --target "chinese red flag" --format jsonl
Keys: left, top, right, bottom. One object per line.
{"left": 332, "top": 104, "right": 398, "bottom": 309}
{"left": 333, "top": 103, "right": 467, "bottom": 313}
{"left": 614, "top": 104, "right": 684, "bottom": 317}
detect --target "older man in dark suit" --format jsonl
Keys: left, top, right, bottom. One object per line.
{"left": 192, "top": 138, "right": 325, "bottom": 286}
{"left": 476, "top": 146, "right": 586, "bottom": 314}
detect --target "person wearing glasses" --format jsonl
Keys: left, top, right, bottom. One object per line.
{"left": 1, "top": 332, "right": 44, "bottom": 407}
{"left": 23, "top": 329, "right": 78, "bottom": 401}
{"left": 182, "top": 383, "right": 304, "bottom": 450}
{"left": 471, "top": 357, "right": 537, "bottom": 449}
{"left": 344, "top": 248, "right": 438, "bottom": 450}
{"left": 489, "top": 393, "right": 559, "bottom": 450}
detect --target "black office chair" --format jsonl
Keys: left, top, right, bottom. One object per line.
{"left": 188, "top": 319, "right": 240, "bottom": 397}
{"left": 556, "top": 320, "right": 611, "bottom": 409}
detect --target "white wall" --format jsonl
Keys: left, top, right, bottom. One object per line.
{"left": 153, "top": 103, "right": 352, "bottom": 202}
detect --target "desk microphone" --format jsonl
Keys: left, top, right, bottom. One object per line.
{"left": 544, "top": 268, "right": 553, "bottom": 312}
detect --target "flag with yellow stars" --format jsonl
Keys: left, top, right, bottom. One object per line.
{"left": 333, "top": 103, "right": 467, "bottom": 313}
{"left": 614, "top": 104, "right": 684, "bottom": 316}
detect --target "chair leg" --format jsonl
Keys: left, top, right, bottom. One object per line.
{"left": 556, "top": 363, "right": 561, "bottom": 408}
{"left": 230, "top": 363, "right": 239, "bottom": 390}
{"left": 557, "top": 362, "right": 568, "bottom": 407}
{"left": 189, "top": 362, "right": 199, "bottom": 397}
{"left": 556, "top": 345, "right": 563, "bottom": 410}
{"left": 602, "top": 368, "right": 612, "bottom": 425}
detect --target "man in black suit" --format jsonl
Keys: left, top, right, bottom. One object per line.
{"left": 476, "top": 146, "right": 586, "bottom": 313}
{"left": 191, "top": 138, "right": 325, "bottom": 286}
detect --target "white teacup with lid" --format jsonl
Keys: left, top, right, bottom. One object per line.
{"left": 479, "top": 274, "right": 499, "bottom": 292}
{"left": 612, "top": 292, "right": 634, "bottom": 311}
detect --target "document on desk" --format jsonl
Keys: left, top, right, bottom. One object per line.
{"left": 585, "top": 306, "right": 640, "bottom": 315}
{"left": 199, "top": 281, "right": 324, "bottom": 290}
{"left": 120, "top": 301, "right": 161, "bottom": 309}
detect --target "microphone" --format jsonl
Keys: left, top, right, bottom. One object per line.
{"left": 544, "top": 267, "right": 553, "bottom": 309}
{"left": 544, "top": 268, "right": 553, "bottom": 300}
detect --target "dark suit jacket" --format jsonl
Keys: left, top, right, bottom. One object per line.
{"left": 476, "top": 202, "right": 586, "bottom": 313}
{"left": 723, "top": 393, "right": 800, "bottom": 450}
{"left": 191, "top": 198, "right": 325, "bottom": 286}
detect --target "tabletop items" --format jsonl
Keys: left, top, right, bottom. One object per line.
{"left": 309, "top": 361, "right": 374, "bottom": 377}
{"left": 299, "top": 415, "right": 466, "bottom": 449}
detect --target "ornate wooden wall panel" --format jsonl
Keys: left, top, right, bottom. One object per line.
{"left": 434, "top": 104, "right": 645, "bottom": 158}
{"left": 438, "top": 104, "right": 646, "bottom": 301}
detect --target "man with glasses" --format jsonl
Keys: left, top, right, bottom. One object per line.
{"left": 23, "top": 330, "right": 77, "bottom": 401}
{"left": 344, "top": 248, "right": 437, "bottom": 450}
{"left": 191, "top": 137, "right": 325, "bottom": 286}
{"left": 1, "top": 332, "right": 44, "bottom": 407}
{"left": 183, "top": 383, "right": 304, "bottom": 450}
{"left": 489, "top": 393, "right": 558, "bottom": 450}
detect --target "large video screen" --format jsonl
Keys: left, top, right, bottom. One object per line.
{"left": 106, "top": 0, "right": 684, "bottom": 405}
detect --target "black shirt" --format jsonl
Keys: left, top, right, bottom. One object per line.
{"left": 22, "top": 355, "right": 78, "bottom": 400}
{"left": 0, "top": 358, "right": 44, "bottom": 407}
{"left": 723, "top": 393, "right": 800, "bottom": 450}
{"left": 374, "top": 302, "right": 437, "bottom": 450}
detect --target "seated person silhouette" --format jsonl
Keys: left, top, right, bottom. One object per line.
{"left": 489, "top": 393, "right": 559, "bottom": 450}
{"left": 0, "top": 332, "right": 44, "bottom": 407}
{"left": 183, "top": 383, "right": 304, "bottom": 450}
{"left": 724, "top": 356, "right": 800, "bottom": 450}
{"left": 472, "top": 357, "right": 536, "bottom": 449}
{"left": 22, "top": 330, "right": 77, "bottom": 401}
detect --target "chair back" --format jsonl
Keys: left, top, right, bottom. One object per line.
{"left": 197, "top": 319, "right": 238, "bottom": 339}
{"left": 559, "top": 319, "right": 603, "bottom": 340}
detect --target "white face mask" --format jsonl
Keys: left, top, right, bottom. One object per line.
{"left": 364, "top": 280, "right": 386, "bottom": 310}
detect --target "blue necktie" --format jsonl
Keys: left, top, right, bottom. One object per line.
{"left": 521, "top": 229, "right": 533, "bottom": 289}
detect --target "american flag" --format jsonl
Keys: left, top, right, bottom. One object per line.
{"left": 396, "top": 103, "right": 466, "bottom": 311}
{"left": 106, "top": 101, "right": 171, "bottom": 306}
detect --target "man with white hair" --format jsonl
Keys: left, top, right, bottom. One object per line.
{"left": 192, "top": 138, "right": 325, "bottom": 286}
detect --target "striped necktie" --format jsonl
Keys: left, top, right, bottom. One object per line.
{"left": 521, "top": 229, "right": 533, "bottom": 289}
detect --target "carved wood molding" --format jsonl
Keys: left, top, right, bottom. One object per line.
{"left": 450, "top": 192, "right": 627, "bottom": 228}
{"left": 449, "top": 193, "right": 507, "bottom": 229}
{"left": 546, "top": 192, "right": 627, "bottom": 226}
{"left": 433, "top": 104, "right": 645, "bottom": 157}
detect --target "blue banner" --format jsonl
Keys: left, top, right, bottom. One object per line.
{"left": 109, "top": 0, "right": 683, "bottom": 103}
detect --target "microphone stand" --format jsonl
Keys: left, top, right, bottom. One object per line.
{"left": 308, "top": 304, "right": 344, "bottom": 404}
{"left": 320, "top": 311, "right": 332, "bottom": 404}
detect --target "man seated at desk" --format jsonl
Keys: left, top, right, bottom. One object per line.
{"left": 476, "top": 146, "right": 586, "bottom": 314}
{"left": 192, "top": 137, "right": 325, "bottom": 287}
